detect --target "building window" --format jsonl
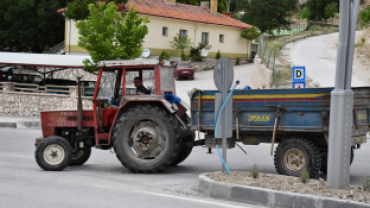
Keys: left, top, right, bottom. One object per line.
{"left": 179, "top": 29, "right": 187, "bottom": 38}
{"left": 162, "top": 27, "right": 168, "bottom": 36}
{"left": 201, "top": 32, "right": 209, "bottom": 44}
{"left": 219, "top": 34, "right": 224, "bottom": 43}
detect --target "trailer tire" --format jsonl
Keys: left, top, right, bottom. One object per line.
{"left": 113, "top": 105, "right": 181, "bottom": 173}
{"left": 172, "top": 130, "right": 195, "bottom": 166}
{"left": 320, "top": 148, "right": 354, "bottom": 174}
{"left": 35, "top": 136, "right": 73, "bottom": 171}
{"left": 274, "top": 137, "right": 321, "bottom": 178}
{"left": 70, "top": 146, "right": 91, "bottom": 166}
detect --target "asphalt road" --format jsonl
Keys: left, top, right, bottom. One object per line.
{"left": 2, "top": 63, "right": 370, "bottom": 207}
{"left": 2, "top": 126, "right": 370, "bottom": 208}
{"left": 175, "top": 63, "right": 254, "bottom": 107}
{"left": 285, "top": 32, "right": 368, "bottom": 87}
{"left": 0, "top": 64, "right": 262, "bottom": 208}
{"left": 0, "top": 128, "right": 267, "bottom": 208}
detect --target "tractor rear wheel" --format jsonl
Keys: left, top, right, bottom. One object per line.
{"left": 70, "top": 146, "right": 91, "bottom": 166}
{"left": 172, "top": 130, "right": 195, "bottom": 166}
{"left": 113, "top": 105, "right": 181, "bottom": 173}
{"left": 35, "top": 136, "right": 73, "bottom": 171}
{"left": 274, "top": 137, "right": 321, "bottom": 178}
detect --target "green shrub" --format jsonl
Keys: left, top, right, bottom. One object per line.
{"left": 249, "top": 164, "right": 259, "bottom": 178}
{"left": 360, "top": 7, "right": 370, "bottom": 26}
{"left": 215, "top": 50, "right": 222, "bottom": 60}
{"left": 181, "top": 53, "right": 189, "bottom": 61}
{"left": 190, "top": 47, "right": 202, "bottom": 62}
{"left": 300, "top": 168, "right": 310, "bottom": 183}
{"left": 159, "top": 50, "right": 170, "bottom": 61}
{"left": 236, "top": 57, "right": 240, "bottom": 65}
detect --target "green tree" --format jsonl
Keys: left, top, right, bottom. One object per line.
{"left": 190, "top": 42, "right": 212, "bottom": 62}
{"left": 325, "top": 2, "right": 338, "bottom": 24}
{"left": 159, "top": 51, "right": 170, "bottom": 61}
{"left": 0, "top": 0, "right": 67, "bottom": 53}
{"left": 301, "top": 6, "right": 310, "bottom": 19}
{"left": 240, "top": 26, "right": 260, "bottom": 58}
{"left": 217, "top": 0, "right": 228, "bottom": 13}
{"left": 239, "top": 0, "right": 297, "bottom": 33}
{"left": 176, "top": 0, "right": 228, "bottom": 12}
{"left": 360, "top": 7, "right": 370, "bottom": 26}
{"left": 65, "top": 0, "right": 127, "bottom": 21}
{"left": 177, "top": 0, "right": 199, "bottom": 6}
{"left": 76, "top": 3, "right": 149, "bottom": 71}
{"left": 170, "top": 34, "right": 192, "bottom": 61}
{"left": 304, "top": 0, "right": 339, "bottom": 21}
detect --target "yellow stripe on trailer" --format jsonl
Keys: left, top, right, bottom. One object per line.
{"left": 193, "top": 93, "right": 328, "bottom": 100}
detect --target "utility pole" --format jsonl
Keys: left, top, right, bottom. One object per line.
{"left": 327, "top": 0, "right": 360, "bottom": 189}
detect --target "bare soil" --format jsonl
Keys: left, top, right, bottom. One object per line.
{"left": 206, "top": 171, "right": 370, "bottom": 204}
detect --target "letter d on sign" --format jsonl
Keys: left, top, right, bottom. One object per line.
{"left": 293, "top": 66, "right": 306, "bottom": 82}
{"left": 296, "top": 70, "right": 302, "bottom": 78}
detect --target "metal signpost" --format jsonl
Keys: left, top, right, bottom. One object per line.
{"left": 327, "top": 0, "right": 360, "bottom": 189}
{"left": 214, "top": 57, "right": 234, "bottom": 172}
{"left": 292, "top": 66, "right": 306, "bottom": 88}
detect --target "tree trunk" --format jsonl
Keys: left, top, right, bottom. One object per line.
{"left": 247, "top": 40, "right": 250, "bottom": 59}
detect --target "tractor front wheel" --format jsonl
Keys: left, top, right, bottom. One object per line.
{"left": 113, "top": 105, "right": 181, "bottom": 173}
{"left": 35, "top": 136, "right": 73, "bottom": 171}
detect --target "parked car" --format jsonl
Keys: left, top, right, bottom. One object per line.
{"left": 0, "top": 66, "right": 20, "bottom": 82}
{"left": 39, "top": 78, "right": 77, "bottom": 86}
{"left": 173, "top": 62, "right": 194, "bottom": 80}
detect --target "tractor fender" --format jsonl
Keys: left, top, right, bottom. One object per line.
{"left": 108, "top": 98, "right": 175, "bottom": 143}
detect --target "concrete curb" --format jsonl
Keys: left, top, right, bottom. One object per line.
{"left": 198, "top": 174, "right": 370, "bottom": 208}
{"left": 0, "top": 120, "right": 40, "bottom": 129}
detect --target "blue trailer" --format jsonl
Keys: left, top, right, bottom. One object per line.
{"left": 190, "top": 87, "right": 369, "bottom": 178}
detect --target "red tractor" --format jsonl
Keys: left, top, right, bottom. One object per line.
{"left": 35, "top": 60, "right": 195, "bottom": 173}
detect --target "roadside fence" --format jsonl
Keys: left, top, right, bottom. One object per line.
{"left": 6, "top": 82, "right": 94, "bottom": 97}
{"left": 257, "top": 35, "right": 287, "bottom": 88}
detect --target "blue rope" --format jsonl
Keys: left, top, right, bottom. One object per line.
{"left": 214, "top": 82, "right": 239, "bottom": 175}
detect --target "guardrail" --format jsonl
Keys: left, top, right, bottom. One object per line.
{"left": 7, "top": 83, "right": 94, "bottom": 98}
{"left": 13, "top": 83, "right": 39, "bottom": 93}
{"left": 44, "top": 84, "right": 70, "bottom": 95}
{"left": 82, "top": 87, "right": 95, "bottom": 97}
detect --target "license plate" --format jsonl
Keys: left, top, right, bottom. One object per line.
{"left": 183, "top": 71, "right": 189, "bottom": 74}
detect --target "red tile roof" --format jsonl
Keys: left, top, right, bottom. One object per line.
{"left": 58, "top": 0, "right": 253, "bottom": 29}
{"left": 122, "top": 0, "right": 252, "bottom": 29}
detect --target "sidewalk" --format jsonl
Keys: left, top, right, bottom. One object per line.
{"left": 0, "top": 116, "right": 40, "bottom": 129}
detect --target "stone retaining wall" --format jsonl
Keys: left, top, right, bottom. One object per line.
{"left": 0, "top": 83, "right": 92, "bottom": 118}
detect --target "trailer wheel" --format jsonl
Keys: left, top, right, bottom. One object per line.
{"left": 320, "top": 148, "right": 354, "bottom": 174}
{"left": 70, "top": 146, "right": 91, "bottom": 166}
{"left": 274, "top": 137, "right": 321, "bottom": 178}
{"left": 35, "top": 136, "right": 73, "bottom": 171}
{"left": 172, "top": 130, "right": 195, "bottom": 166}
{"left": 113, "top": 105, "right": 181, "bottom": 173}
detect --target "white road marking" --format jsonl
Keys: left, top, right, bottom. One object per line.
{"left": 134, "top": 190, "right": 261, "bottom": 208}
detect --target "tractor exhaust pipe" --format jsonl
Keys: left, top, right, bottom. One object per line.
{"left": 77, "top": 76, "right": 83, "bottom": 132}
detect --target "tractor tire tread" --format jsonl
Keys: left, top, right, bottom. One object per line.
{"left": 274, "top": 137, "right": 321, "bottom": 178}
{"left": 112, "top": 105, "right": 181, "bottom": 173}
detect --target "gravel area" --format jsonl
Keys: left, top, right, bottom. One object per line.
{"left": 206, "top": 171, "right": 370, "bottom": 204}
